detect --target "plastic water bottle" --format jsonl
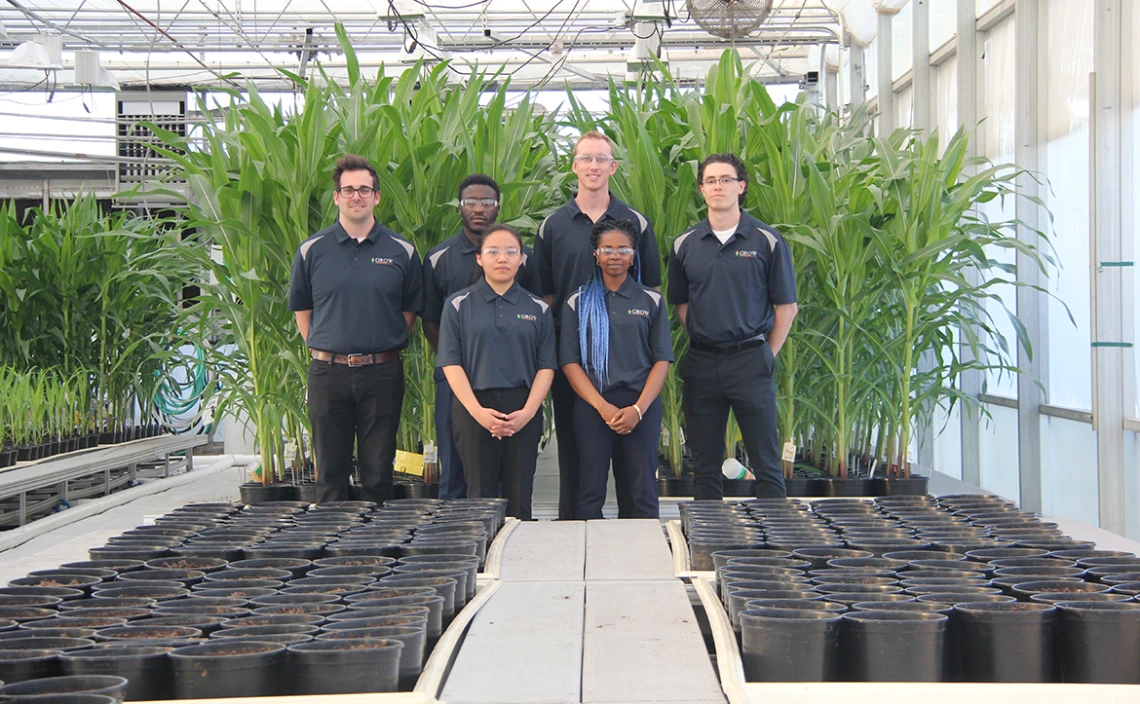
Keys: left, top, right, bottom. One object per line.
{"left": 721, "top": 457, "right": 754, "bottom": 480}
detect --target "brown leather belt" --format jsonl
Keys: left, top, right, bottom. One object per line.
{"left": 310, "top": 349, "right": 400, "bottom": 366}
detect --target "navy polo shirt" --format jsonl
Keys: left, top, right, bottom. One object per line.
{"left": 559, "top": 276, "right": 674, "bottom": 394}
{"left": 438, "top": 278, "right": 557, "bottom": 391}
{"left": 288, "top": 220, "right": 423, "bottom": 355}
{"left": 534, "top": 193, "right": 661, "bottom": 330}
{"left": 422, "top": 230, "right": 541, "bottom": 324}
{"left": 667, "top": 211, "right": 797, "bottom": 346}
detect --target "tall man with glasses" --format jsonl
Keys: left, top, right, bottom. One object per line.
{"left": 289, "top": 154, "right": 423, "bottom": 504}
{"left": 422, "top": 174, "right": 541, "bottom": 499}
{"left": 668, "top": 153, "right": 798, "bottom": 500}
{"left": 535, "top": 131, "right": 661, "bottom": 519}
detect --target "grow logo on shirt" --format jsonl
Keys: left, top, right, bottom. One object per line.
{"left": 734, "top": 250, "right": 758, "bottom": 259}
{"left": 627, "top": 308, "right": 650, "bottom": 318}
{"left": 517, "top": 313, "right": 537, "bottom": 322}
{"left": 370, "top": 257, "right": 395, "bottom": 265}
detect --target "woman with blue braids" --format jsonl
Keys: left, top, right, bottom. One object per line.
{"left": 559, "top": 219, "right": 673, "bottom": 519}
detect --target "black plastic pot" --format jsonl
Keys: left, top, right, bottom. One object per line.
{"left": 841, "top": 611, "right": 947, "bottom": 681}
{"left": 59, "top": 646, "right": 172, "bottom": 700}
{"left": 238, "top": 483, "right": 300, "bottom": 505}
{"left": 1056, "top": 601, "right": 1140, "bottom": 683}
{"left": 953, "top": 601, "right": 1056, "bottom": 682}
{"left": 170, "top": 641, "right": 286, "bottom": 698}
{"left": 0, "top": 639, "right": 93, "bottom": 653}
{"left": 811, "top": 478, "right": 875, "bottom": 497}
{"left": 95, "top": 626, "right": 203, "bottom": 643}
{"left": 657, "top": 477, "right": 694, "bottom": 497}
{"left": 376, "top": 576, "right": 458, "bottom": 622}
{"left": 317, "top": 625, "right": 426, "bottom": 690}
{"left": 872, "top": 477, "right": 929, "bottom": 496}
{"left": 739, "top": 608, "right": 842, "bottom": 682}
{"left": 0, "top": 675, "right": 128, "bottom": 702}
{"left": 228, "top": 559, "right": 311, "bottom": 579}
{"left": 286, "top": 639, "right": 402, "bottom": 694}
{"left": 0, "top": 650, "right": 61, "bottom": 683}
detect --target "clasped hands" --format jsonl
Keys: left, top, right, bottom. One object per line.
{"left": 598, "top": 402, "right": 639, "bottom": 435}
{"left": 474, "top": 407, "right": 534, "bottom": 439}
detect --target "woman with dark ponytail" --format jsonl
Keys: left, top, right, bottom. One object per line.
{"left": 560, "top": 219, "right": 673, "bottom": 519}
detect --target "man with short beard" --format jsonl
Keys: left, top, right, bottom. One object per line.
{"left": 422, "top": 174, "right": 540, "bottom": 499}
{"left": 289, "top": 154, "right": 423, "bottom": 504}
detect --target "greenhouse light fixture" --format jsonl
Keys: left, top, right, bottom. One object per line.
{"left": 8, "top": 32, "right": 63, "bottom": 70}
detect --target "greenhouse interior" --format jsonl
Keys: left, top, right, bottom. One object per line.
{"left": 1, "top": 0, "right": 1139, "bottom": 700}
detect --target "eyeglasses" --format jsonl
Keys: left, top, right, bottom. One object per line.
{"left": 573, "top": 155, "right": 615, "bottom": 165}
{"left": 481, "top": 247, "right": 521, "bottom": 258}
{"left": 337, "top": 186, "right": 376, "bottom": 198}
{"left": 700, "top": 177, "right": 742, "bottom": 187}
{"left": 597, "top": 246, "right": 635, "bottom": 257}
{"left": 460, "top": 198, "right": 499, "bottom": 209}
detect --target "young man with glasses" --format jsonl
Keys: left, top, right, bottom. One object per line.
{"left": 289, "top": 154, "right": 423, "bottom": 504}
{"left": 535, "top": 130, "right": 662, "bottom": 520}
{"left": 668, "top": 153, "right": 798, "bottom": 500}
{"left": 422, "top": 174, "right": 540, "bottom": 500}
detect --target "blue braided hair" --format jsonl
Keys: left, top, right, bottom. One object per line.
{"left": 577, "top": 218, "right": 641, "bottom": 389}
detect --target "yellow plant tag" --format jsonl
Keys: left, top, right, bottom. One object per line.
{"left": 781, "top": 442, "right": 796, "bottom": 463}
{"left": 395, "top": 450, "right": 424, "bottom": 477}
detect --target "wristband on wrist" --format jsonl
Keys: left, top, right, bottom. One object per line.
{"left": 633, "top": 404, "right": 643, "bottom": 421}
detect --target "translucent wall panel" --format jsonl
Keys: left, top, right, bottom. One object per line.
{"left": 933, "top": 55, "right": 958, "bottom": 156}
{"left": 0, "top": 92, "right": 116, "bottom": 162}
{"left": 892, "top": 1, "right": 914, "bottom": 80}
{"left": 932, "top": 401, "right": 963, "bottom": 479}
{"left": 1040, "top": 416, "right": 1099, "bottom": 524}
{"left": 979, "top": 17, "right": 1018, "bottom": 398}
{"left": 894, "top": 84, "right": 913, "bottom": 129}
{"left": 979, "top": 404, "right": 1020, "bottom": 501}
{"left": 976, "top": 0, "right": 1002, "bottom": 16}
{"left": 930, "top": 0, "right": 957, "bottom": 49}
{"left": 1043, "top": 0, "right": 1094, "bottom": 411}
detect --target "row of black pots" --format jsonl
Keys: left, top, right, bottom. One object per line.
{"left": 0, "top": 426, "right": 166, "bottom": 469}
{"left": 0, "top": 636, "right": 405, "bottom": 699}
{"left": 241, "top": 482, "right": 441, "bottom": 506}
{"left": 657, "top": 476, "right": 929, "bottom": 498}
{"left": 738, "top": 599, "right": 1140, "bottom": 684}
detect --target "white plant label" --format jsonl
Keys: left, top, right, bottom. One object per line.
{"left": 781, "top": 442, "right": 796, "bottom": 463}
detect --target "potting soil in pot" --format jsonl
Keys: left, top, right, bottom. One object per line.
{"left": 688, "top": 494, "right": 1140, "bottom": 684}
{"left": 2, "top": 497, "right": 505, "bottom": 698}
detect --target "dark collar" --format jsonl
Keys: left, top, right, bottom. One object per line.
{"left": 565, "top": 192, "right": 627, "bottom": 221}
{"left": 454, "top": 229, "right": 480, "bottom": 254}
{"left": 477, "top": 277, "right": 523, "bottom": 304}
{"left": 605, "top": 275, "right": 638, "bottom": 300}
{"left": 332, "top": 218, "right": 382, "bottom": 244}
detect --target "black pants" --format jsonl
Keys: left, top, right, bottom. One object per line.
{"left": 307, "top": 358, "right": 404, "bottom": 505}
{"left": 552, "top": 370, "right": 634, "bottom": 520}
{"left": 679, "top": 344, "right": 785, "bottom": 500}
{"left": 573, "top": 388, "right": 662, "bottom": 520}
{"left": 452, "top": 387, "right": 543, "bottom": 521}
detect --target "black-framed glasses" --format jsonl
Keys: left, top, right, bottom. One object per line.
{"left": 337, "top": 186, "right": 376, "bottom": 198}
{"left": 460, "top": 198, "right": 499, "bottom": 209}
{"left": 700, "top": 177, "right": 741, "bottom": 187}
{"left": 597, "top": 246, "right": 635, "bottom": 257}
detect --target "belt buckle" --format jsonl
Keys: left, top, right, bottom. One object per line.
{"left": 347, "top": 354, "right": 370, "bottom": 367}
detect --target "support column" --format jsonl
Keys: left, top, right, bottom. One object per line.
{"left": 848, "top": 42, "right": 866, "bottom": 109}
{"left": 912, "top": 0, "right": 935, "bottom": 474}
{"left": 1015, "top": 0, "right": 1043, "bottom": 513}
{"left": 1092, "top": 0, "right": 1127, "bottom": 534}
{"left": 877, "top": 13, "right": 894, "bottom": 134}
{"left": 912, "top": 0, "right": 932, "bottom": 134}
{"left": 958, "top": 0, "right": 982, "bottom": 486}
